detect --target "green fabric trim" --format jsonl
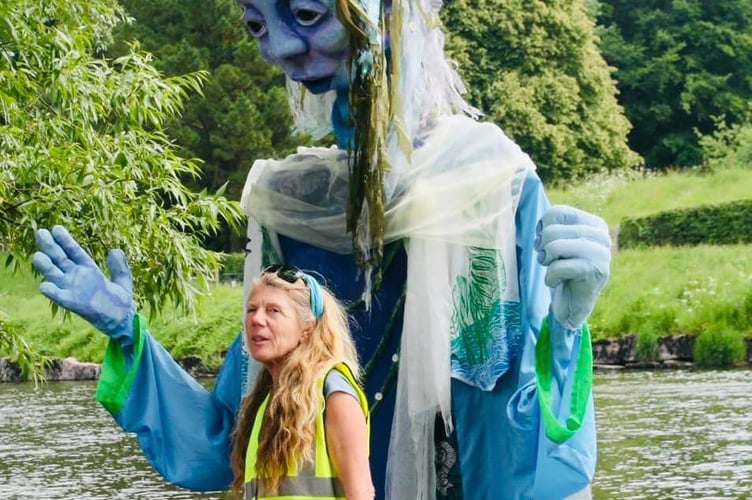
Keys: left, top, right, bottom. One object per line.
{"left": 95, "top": 313, "right": 147, "bottom": 415}
{"left": 535, "top": 318, "right": 593, "bottom": 444}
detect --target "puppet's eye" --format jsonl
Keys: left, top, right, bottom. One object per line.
{"left": 245, "top": 19, "right": 267, "bottom": 37}
{"left": 294, "top": 8, "right": 323, "bottom": 26}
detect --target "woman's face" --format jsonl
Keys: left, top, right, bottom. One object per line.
{"left": 239, "top": 0, "right": 349, "bottom": 94}
{"left": 245, "top": 284, "right": 310, "bottom": 370}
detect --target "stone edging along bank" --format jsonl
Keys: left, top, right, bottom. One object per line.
{"left": 0, "top": 355, "right": 216, "bottom": 383}
{"left": 592, "top": 334, "right": 752, "bottom": 370}
{"left": 2, "top": 335, "right": 751, "bottom": 382}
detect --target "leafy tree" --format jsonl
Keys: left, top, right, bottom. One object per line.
{"left": 0, "top": 0, "right": 243, "bottom": 375}
{"left": 595, "top": 0, "right": 752, "bottom": 169}
{"left": 111, "top": 0, "right": 305, "bottom": 250}
{"left": 442, "top": 0, "right": 639, "bottom": 182}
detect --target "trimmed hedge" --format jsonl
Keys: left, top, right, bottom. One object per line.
{"left": 618, "top": 199, "right": 752, "bottom": 249}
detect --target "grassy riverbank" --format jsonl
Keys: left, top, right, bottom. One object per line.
{"left": 548, "top": 166, "right": 752, "bottom": 341}
{"left": 2, "top": 167, "right": 751, "bottom": 365}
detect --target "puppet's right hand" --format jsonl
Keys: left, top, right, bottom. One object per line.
{"left": 32, "top": 226, "right": 135, "bottom": 344}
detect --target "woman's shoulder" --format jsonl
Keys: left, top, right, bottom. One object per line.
{"left": 324, "top": 368, "right": 358, "bottom": 401}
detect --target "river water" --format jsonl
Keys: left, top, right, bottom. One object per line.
{"left": 0, "top": 369, "right": 749, "bottom": 499}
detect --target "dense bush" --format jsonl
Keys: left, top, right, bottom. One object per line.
{"left": 0, "top": 315, "right": 47, "bottom": 382}
{"left": 441, "top": 0, "right": 639, "bottom": 182}
{"left": 619, "top": 200, "right": 752, "bottom": 249}
{"left": 698, "top": 118, "right": 752, "bottom": 172}
{"left": 595, "top": 0, "right": 752, "bottom": 170}
{"left": 693, "top": 331, "right": 747, "bottom": 368}
{"left": 634, "top": 331, "right": 660, "bottom": 362}
{"left": 220, "top": 252, "right": 245, "bottom": 278}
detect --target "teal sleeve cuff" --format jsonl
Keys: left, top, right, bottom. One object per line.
{"left": 96, "top": 313, "right": 148, "bottom": 415}
{"left": 535, "top": 317, "right": 593, "bottom": 444}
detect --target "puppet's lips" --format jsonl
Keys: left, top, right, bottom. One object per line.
{"left": 299, "top": 75, "right": 335, "bottom": 94}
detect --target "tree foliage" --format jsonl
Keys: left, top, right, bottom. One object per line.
{"left": 0, "top": 313, "right": 48, "bottom": 384}
{"left": 110, "top": 0, "right": 305, "bottom": 250}
{"left": 0, "top": 0, "right": 244, "bottom": 373}
{"left": 442, "top": 0, "right": 639, "bottom": 182}
{"left": 595, "top": 0, "right": 752, "bottom": 169}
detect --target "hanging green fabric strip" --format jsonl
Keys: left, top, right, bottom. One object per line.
{"left": 96, "top": 313, "right": 147, "bottom": 415}
{"left": 535, "top": 317, "right": 593, "bottom": 444}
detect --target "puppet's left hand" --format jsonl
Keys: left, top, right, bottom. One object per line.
{"left": 535, "top": 205, "right": 611, "bottom": 330}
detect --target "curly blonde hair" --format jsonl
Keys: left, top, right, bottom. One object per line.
{"left": 230, "top": 272, "right": 361, "bottom": 494}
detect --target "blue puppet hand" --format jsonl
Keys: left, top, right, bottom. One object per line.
{"left": 534, "top": 205, "right": 611, "bottom": 330}
{"left": 32, "top": 225, "right": 135, "bottom": 344}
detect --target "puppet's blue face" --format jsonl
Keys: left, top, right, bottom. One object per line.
{"left": 239, "top": 0, "right": 349, "bottom": 94}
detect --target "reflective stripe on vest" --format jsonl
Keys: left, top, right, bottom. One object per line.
{"left": 244, "top": 363, "right": 369, "bottom": 500}
{"left": 244, "top": 466, "right": 346, "bottom": 498}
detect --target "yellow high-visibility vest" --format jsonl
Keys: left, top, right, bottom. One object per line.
{"left": 244, "top": 363, "right": 369, "bottom": 499}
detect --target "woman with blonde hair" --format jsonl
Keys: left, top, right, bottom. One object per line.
{"left": 230, "top": 264, "right": 374, "bottom": 499}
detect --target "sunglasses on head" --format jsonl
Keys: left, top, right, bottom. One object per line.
{"left": 262, "top": 264, "right": 325, "bottom": 318}
{"left": 262, "top": 264, "right": 305, "bottom": 284}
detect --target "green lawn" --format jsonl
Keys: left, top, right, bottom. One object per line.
{"left": 548, "top": 167, "right": 752, "bottom": 226}
{"left": 589, "top": 244, "right": 752, "bottom": 339}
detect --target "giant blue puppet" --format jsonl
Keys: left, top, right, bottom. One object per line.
{"left": 32, "top": 0, "right": 612, "bottom": 497}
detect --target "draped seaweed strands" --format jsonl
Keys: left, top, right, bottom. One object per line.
{"left": 336, "top": 0, "right": 391, "bottom": 295}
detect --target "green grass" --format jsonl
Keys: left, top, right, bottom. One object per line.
{"left": 588, "top": 245, "right": 752, "bottom": 340}
{"left": 548, "top": 167, "right": 752, "bottom": 226}
{"left": 147, "top": 284, "right": 243, "bottom": 369}
{"left": 693, "top": 330, "right": 748, "bottom": 367}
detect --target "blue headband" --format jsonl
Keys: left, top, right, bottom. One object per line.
{"left": 302, "top": 274, "right": 324, "bottom": 319}
{"left": 262, "top": 265, "right": 325, "bottom": 319}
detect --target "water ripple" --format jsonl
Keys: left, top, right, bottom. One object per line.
{"left": 1, "top": 371, "right": 750, "bottom": 498}
{"left": 592, "top": 369, "right": 752, "bottom": 499}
